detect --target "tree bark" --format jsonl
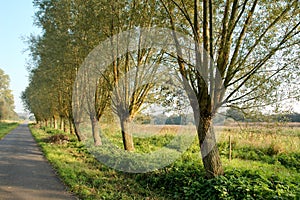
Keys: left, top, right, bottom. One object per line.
{"left": 37, "top": 121, "right": 42, "bottom": 128}
{"left": 60, "top": 116, "right": 64, "bottom": 131}
{"left": 120, "top": 117, "right": 134, "bottom": 151}
{"left": 197, "top": 116, "right": 224, "bottom": 178}
{"left": 63, "top": 118, "right": 68, "bottom": 133}
{"left": 69, "top": 118, "right": 74, "bottom": 135}
{"left": 90, "top": 115, "right": 102, "bottom": 146}
{"left": 53, "top": 116, "right": 58, "bottom": 129}
{"left": 74, "top": 122, "right": 85, "bottom": 142}
{"left": 50, "top": 117, "right": 53, "bottom": 128}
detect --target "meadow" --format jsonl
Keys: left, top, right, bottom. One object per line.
{"left": 29, "top": 123, "right": 300, "bottom": 199}
{"left": 0, "top": 122, "right": 19, "bottom": 140}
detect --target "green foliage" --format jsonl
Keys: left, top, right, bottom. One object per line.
{"left": 30, "top": 125, "right": 167, "bottom": 199}
{"left": 24, "top": 0, "right": 300, "bottom": 179}
{"left": 277, "top": 153, "right": 300, "bottom": 171}
{"left": 137, "top": 163, "right": 300, "bottom": 200}
{"left": 30, "top": 124, "right": 300, "bottom": 199}
{"left": 279, "top": 113, "right": 300, "bottom": 122}
{"left": 226, "top": 108, "right": 245, "bottom": 122}
{"left": 0, "top": 69, "right": 18, "bottom": 120}
{"left": 0, "top": 122, "right": 18, "bottom": 140}
{"left": 218, "top": 140, "right": 300, "bottom": 171}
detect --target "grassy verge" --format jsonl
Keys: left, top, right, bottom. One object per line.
{"left": 0, "top": 122, "right": 19, "bottom": 140}
{"left": 30, "top": 125, "right": 300, "bottom": 199}
{"left": 30, "top": 125, "right": 168, "bottom": 200}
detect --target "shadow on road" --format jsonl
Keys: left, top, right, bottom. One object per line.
{"left": 0, "top": 124, "right": 77, "bottom": 200}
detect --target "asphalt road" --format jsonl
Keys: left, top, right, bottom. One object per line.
{"left": 0, "top": 124, "right": 77, "bottom": 200}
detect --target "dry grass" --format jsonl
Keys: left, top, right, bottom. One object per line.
{"left": 215, "top": 126, "right": 300, "bottom": 153}
{"left": 100, "top": 122, "right": 300, "bottom": 153}
{"left": 101, "top": 123, "right": 197, "bottom": 137}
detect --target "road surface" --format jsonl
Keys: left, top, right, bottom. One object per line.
{"left": 0, "top": 124, "right": 77, "bottom": 200}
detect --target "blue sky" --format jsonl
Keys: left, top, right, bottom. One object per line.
{"left": 0, "top": 0, "right": 40, "bottom": 113}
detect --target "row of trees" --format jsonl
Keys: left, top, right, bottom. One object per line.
{"left": 283, "top": 113, "right": 300, "bottom": 122}
{"left": 23, "top": 0, "right": 299, "bottom": 178}
{"left": 0, "top": 68, "right": 18, "bottom": 121}
{"left": 225, "top": 108, "right": 300, "bottom": 122}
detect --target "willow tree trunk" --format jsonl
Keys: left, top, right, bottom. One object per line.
{"left": 60, "top": 116, "right": 64, "bottom": 131}
{"left": 50, "top": 118, "right": 53, "bottom": 128}
{"left": 197, "top": 116, "right": 224, "bottom": 178}
{"left": 63, "top": 118, "right": 68, "bottom": 133}
{"left": 53, "top": 116, "right": 58, "bottom": 129}
{"left": 120, "top": 117, "right": 134, "bottom": 151}
{"left": 74, "top": 122, "right": 86, "bottom": 142}
{"left": 90, "top": 115, "right": 102, "bottom": 146}
{"left": 69, "top": 118, "right": 74, "bottom": 135}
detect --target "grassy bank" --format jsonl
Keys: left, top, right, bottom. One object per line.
{"left": 30, "top": 124, "right": 300, "bottom": 199}
{"left": 0, "top": 122, "right": 19, "bottom": 140}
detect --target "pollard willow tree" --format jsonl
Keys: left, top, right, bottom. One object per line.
{"left": 27, "top": 0, "right": 110, "bottom": 140}
{"left": 107, "top": 0, "right": 168, "bottom": 151}
{"left": 26, "top": 0, "right": 81, "bottom": 135}
{"left": 78, "top": 0, "right": 165, "bottom": 151}
{"left": 161, "top": 0, "right": 299, "bottom": 178}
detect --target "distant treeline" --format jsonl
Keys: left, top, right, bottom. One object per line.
{"left": 222, "top": 107, "right": 300, "bottom": 123}
{"left": 278, "top": 113, "right": 300, "bottom": 122}
{"left": 134, "top": 113, "right": 195, "bottom": 125}
{"left": 134, "top": 111, "right": 300, "bottom": 125}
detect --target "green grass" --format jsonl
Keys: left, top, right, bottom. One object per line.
{"left": 30, "top": 125, "right": 300, "bottom": 199}
{"left": 30, "top": 125, "right": 168, "bottom": 200}
{"left": 0, "top": 122, "right": 19, "bottom": 140}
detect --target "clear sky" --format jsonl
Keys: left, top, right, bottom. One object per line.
{"left": 0, "top": 0, "right": 40, "bottom": 113}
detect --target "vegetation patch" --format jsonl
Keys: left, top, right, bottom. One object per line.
{"left": 277, "top": 153, "right": 300, "bottom": 171}
{"left": 30, "top": 125, "right": 300, "bottom": 199}
{"left": 30, "top": 125, "right": 167, "bottom": 200}
{"left": 137, "top": 159, "right": 300, "bottom": 199}
{"left": 46, "top": 134, "right": 70, "bottom": 144}
{"left": 0, "top": 122, "right": 19, "bottom": 140}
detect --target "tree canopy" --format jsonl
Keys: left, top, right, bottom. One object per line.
{"left": 0, "top": 68, "right": 18, "bottom": 120}
{"left": 23, "top": 0, "right": 299, "bottom": 178}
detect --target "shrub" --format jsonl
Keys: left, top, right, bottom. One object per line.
{"left": 278, "top": 153, "right": 300, "bottom": 171}
{"left": 138, "top": 168, "right": 300, "bottom": 199}
{"left": 47, "top": 134, "right": 70, "bottom": 144}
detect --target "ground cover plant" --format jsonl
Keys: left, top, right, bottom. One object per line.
{"left": 0, "top": 122, "right": 19, "bottom": 140}
{"left": 30, "top": 124, "right": 300, "bottom": 199}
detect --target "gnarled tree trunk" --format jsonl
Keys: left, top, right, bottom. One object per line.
{"left": 120, "top": 117, "right": 134, "bottom": 151}
{"left": 74, "top": 121, "right": 86, "bottom": 142}
{"left": 197, "top": 116, "right": 224, "bottom": 178}
{"left": 90, "top": 115, "right": 102, "bottom": 146}
{"left": 60, "top": 116, "right": 64, "bottom": 131}
{"left": 53, "top": 116, "right": 58, "bottom": 129}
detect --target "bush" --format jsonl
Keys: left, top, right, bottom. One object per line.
{"left": 47, "top": 134, "right": 70, "bottom": 144}
{"left": 278, "top": 153, "right": 300, "bottom": 171}
{"left": 138, "top": 168, "right": 300, "bottom": 199}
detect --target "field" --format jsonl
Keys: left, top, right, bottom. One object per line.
{"left": 30, "top": 123, "right": 300, "bottom": 199}
{"left": 0, "top": 122, "right": 19, "bottom": 140}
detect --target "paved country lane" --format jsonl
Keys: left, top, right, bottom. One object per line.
{"left": 0, "top": 123, "right": 77, "bottom": 200}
